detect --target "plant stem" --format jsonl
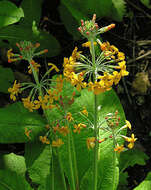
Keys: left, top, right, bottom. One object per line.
{"left": 112, "top": 130, "right": 117, "bottom": 190}
{"left": 71, "top": 131, "right": 79, "bottom": 190}
{"left": 58, "top": 149, "right": 67, "bottom": 190}
{"left": 94, "top": 94, "right": 99, "bottom": 190}
{"left": 67, "top": 125, "right": 76, "bottom": 190}
{"left": 51, "top": 148, "right": 55, "bottom": 190}
{"left": 90, "top": 39, "right": 99, "bottom": 190}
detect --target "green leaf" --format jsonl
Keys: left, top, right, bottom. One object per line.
{"left": 111, "top": 0, "right": 126, "bottom": 21}
{"left": 58, "top": 4, "right": 81, "bottom": 40}
{"left": 0, "top": 66, "right": 14, "bottom": 93}
{"left": 25, "top": 142, "right": 51, "bottom": 187}
{"left": 0, "top": 153, "right": 26, "bottom": 177}
{"left": 38, "top": 150, "right": 68, "bottom": 190}
{"left": 119, "top": 148, "right": 149, "bottom": 172}
{"left": 140, "top": 0, "right": 151, "bottom": 8}
{"left": 46, "top": 87, "right": 126, "bottom": 190}
{"left": 21, "top": 0, "right": 42, "bottom": 26}
{"left": 0, "top": 102, "right": 46, "bottom": 143}
{"left": 0, "top": 25, "right": 60, "bottom": 57}
{"left": 133, "top": 172, "right": 151, "bottom": 190}
{"left": 0, "top": 170, "right": 33, "bottom": 190}
{"left": 0, "top": 0, "right": 24, "bottom": 28}
{"left": 61, "top": 0, "right": 113, "bottom": 22}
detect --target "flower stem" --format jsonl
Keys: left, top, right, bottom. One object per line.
{"left": 67, "top": 126, "right": 76, "bottom": 190}
{"left": 112, "top": 130, "right": 117, "bottom": 190}
{"left": 94, "top": 94, "right": 99, "bottom": 190}
{"left": 58, "top": 149, "right": 68, "bottom": 190}
{"left": 90, "top": 39, "right": 99, "bottom": 190}
{"left": 71, "top": 131, "right": 79, "bottom": 190}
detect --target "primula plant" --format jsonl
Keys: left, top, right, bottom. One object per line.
{"left": 0, "top": 14, "right": 138, "bottom": 190}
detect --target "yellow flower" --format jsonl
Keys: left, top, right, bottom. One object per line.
{"left": 124, "top": 134, "right": 137, "bottom": 149}
{"left": 22, "top": 96, "right": 35, "bottom": 112}
{"left": 87, "top": 137, "right": 96, "bottom": 149}
{"left": 117, "top": 52, "right": 125, "bottom": 61}
{"left": 28, "top": 60, "right": 41, "bottom": 74}
{"left": 70, "top": 72, "right": 87, "bottom": 91}
{"left": 7, "top": 49, "right": 19, "bottom": 63}
{"left": 8, "top": 80, "right": 21, "bottom": 101}
{"left": 59, "top": 126, "right": 69, "bottom": 136}
{"left": 25, "top": 128, "right": 32, "bottom": 139}
{"left": 115, "top": 61, "right": 129, "bottom": 77}
{"left": 52, "top": 139, "right": 64, "bottom": 147}
{"left": 82, "top": 41, "right": 97, "bottom": 48}
{"left": 125, "top": 120, "right": 131, "bottom": 130}
{"left": 34, "top": 95, "right": 49, "bottom": 110}
{"left": 71, "top": 47, "right": 81, "bottom": 61}
{"left": 112, "top": 71, "right": 121, "bottom": 85}
{"left": 81, "top": 107, "right": 88, "bottom": 117}
{"left": 114, "top": 144, "right": 124, "bottom": 153}
{"left": 73, "top": 123, "right": 86, "bottom": 134}
{"left": 66, "top": 112, "right": 74, "bottom": 122}
{"left": 48, "top": 63, "right": 60, "bottom": 73}
{"left": 39, "top": 136, "right": 50, "bottom": 144}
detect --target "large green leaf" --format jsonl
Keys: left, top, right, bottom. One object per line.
{"left": 25, "top": 142, "right": 51, "bottom": 187}
{"left": 133, "top": 172, "right": 151, "bottom": 190}
{"left": 38, "top": 150, "right": 68, "bottom": 190}
{"left": 60, "top": 0, "right": 126, "bottom": 39}
{"left": 0, "top": 102, "right": 46, "bottom": 143}
{"left": 0, "top": 0, "right": 24, "bottom": 28}
{"left": 46, "top": 86, "right": 126, "bottom": 190}
{"left": 0, "top": 153, "right": 26, "bottom": 177}
{"left": 0, "top": 25, "right": 60, "bottom": 57}
{"left": 58, "top": 4, "right": 81, "bottom": 40}
{"left": 0, "top": 66, "right": 14, "bottom": 93}
{"left": 21, "top": 0, "right": 42, "bottom": 26}
{"left": 0, "top": 170, "right": 33, "bottom": 190}
{"left": 75, "top": 89, "right": 125, "bottom": 190}
{"left": 61, "top": 0, "right": 113, "bottom": 22}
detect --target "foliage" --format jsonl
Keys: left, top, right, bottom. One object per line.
{"left": 0, "top": 1, "right": 149, "bottom": 190}
{"left": 118, "top": 149, "right": 149, "bottom": 189}
{"left": 0, "top": 65, "right": 14, "bottom": 93}
{"left": 133, "top": 172, "right": 151, "bottom": 190}
{"left": 0, "top": 102, "right": 46, "bottom": 143}
{"left": 58, "top": 0, "right": 126, "bottom": 38}
{"left": 0, "top": 0, "right": 60, "bottom": 57}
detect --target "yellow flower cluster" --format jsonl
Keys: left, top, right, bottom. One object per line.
{"left": 22, "top": 93, "right": 56, "bottom": 112}
{"left": 63, "top": 47, "right": 87, "bottom": 91}
{"left": 8, "top": 80, "right": 21, "bottom": 101}
{"left": 63, "top": 41, "right": 129, "bottom": 95}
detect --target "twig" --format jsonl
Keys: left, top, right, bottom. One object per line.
{"left": 125, "top": 0, "right": 151, "bottom": 19}
{"left": 127, "top": 50, "right": 151, "bottom": 64}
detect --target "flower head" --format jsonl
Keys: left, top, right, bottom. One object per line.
{"left": 124, "top": 134, "right": 137, "bottom": 149}
{"left": 114, "top": 144, "right": 124, "bottom": 153}
{"left": 8, "top": 80, "right": 21, "bottom": 101}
